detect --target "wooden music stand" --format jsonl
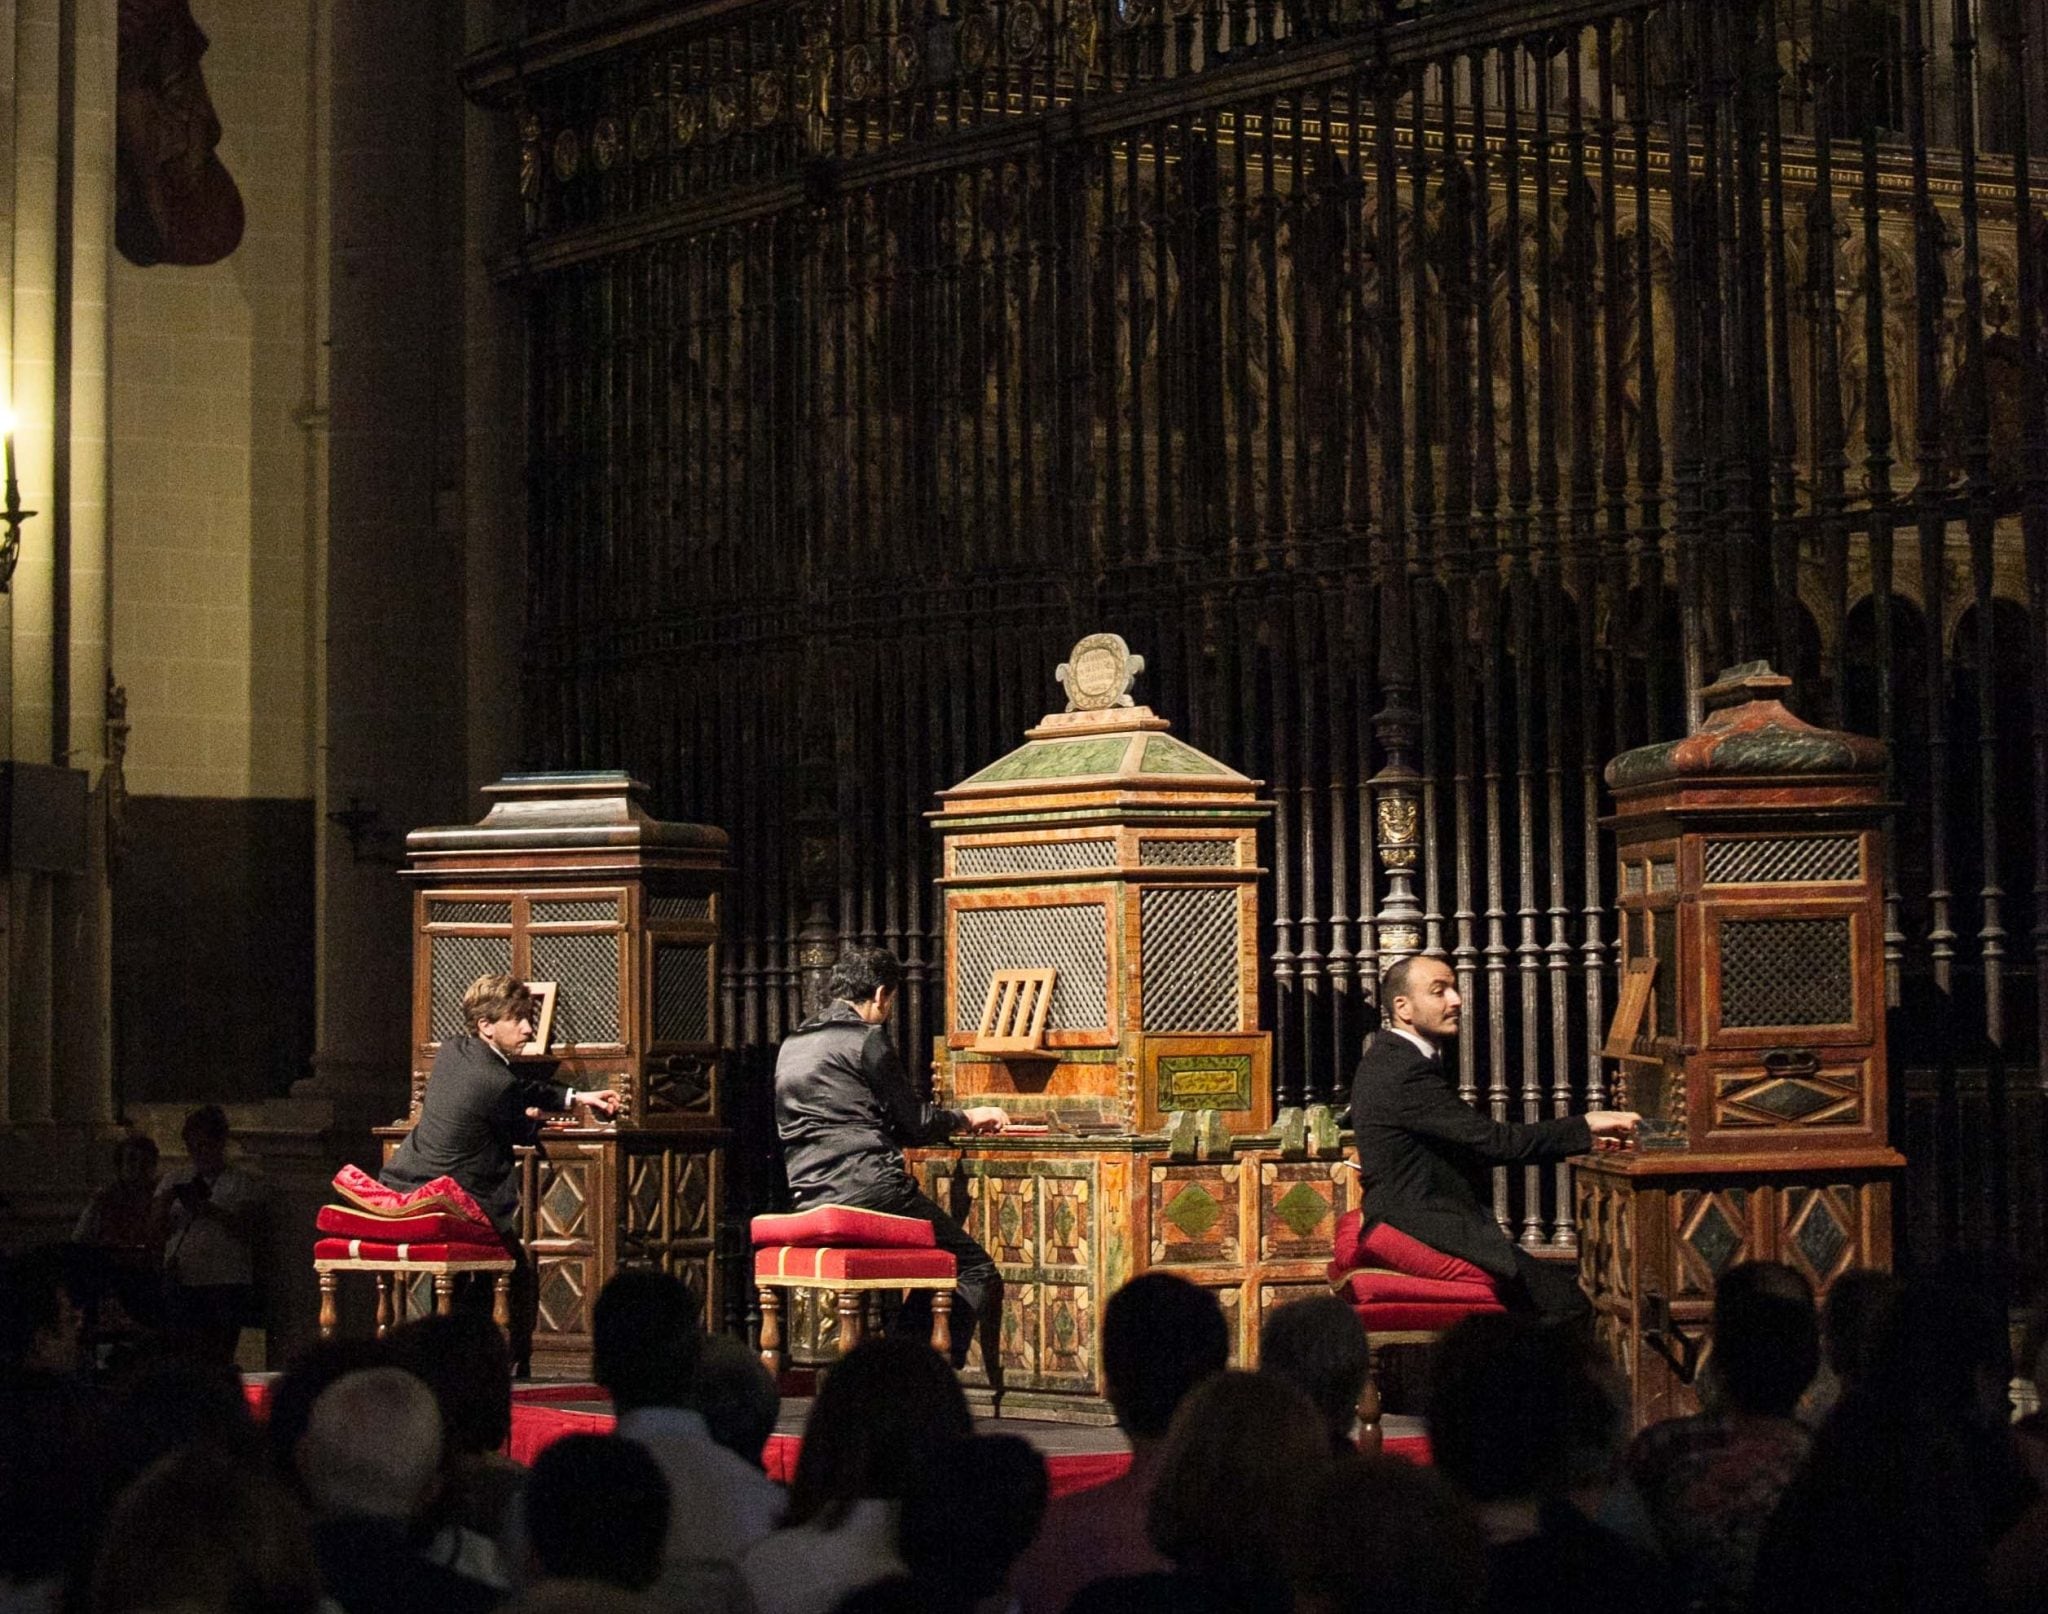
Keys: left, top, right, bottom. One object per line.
{"left": 974, "top": 969, "right": 1057, "bottom": 1055}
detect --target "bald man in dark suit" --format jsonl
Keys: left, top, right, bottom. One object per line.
{"left": 1350, "top": 955, "right": 1639, "bottom": 1320}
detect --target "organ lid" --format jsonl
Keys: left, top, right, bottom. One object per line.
{"left": 1605, "top": 661, "right": 1888, "bottom": 794}
{"left": 937, "top": 635, "right": 1261, "bottom": 810}
{"left": 406, "top": 771, "right": 730, "bottom": 855}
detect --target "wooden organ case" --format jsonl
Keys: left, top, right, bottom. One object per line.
{"left": 909, "top": 635, "right": 1360, "bottom": 1420}
{"left": 1578, "top": 664, "right": 1904, "bottom": 1424}
{"left": 387, "top": 772, "right": 729, "bottom": 1375}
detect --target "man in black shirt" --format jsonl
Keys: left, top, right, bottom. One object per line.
{"left": 774, "top": 946, "right": 1006, "bottom": 1370}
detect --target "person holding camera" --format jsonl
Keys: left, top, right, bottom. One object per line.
{"left": 152, "top": 1104, "right": 263, "bottom": 1364}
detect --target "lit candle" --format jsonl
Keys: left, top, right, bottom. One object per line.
{"left": 0, "top": 406, "right": 15, "bottom": 498}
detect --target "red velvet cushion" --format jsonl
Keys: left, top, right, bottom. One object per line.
{"left": 317, "top": 1205, "right": 499, "bottom": 1242}
{"left": 1343, "top": 1297, "right": 1508, "bottom": 1332}
{"left": 1333, "top": 1268, "right": 1500, "bottom": 1307}
{"left": 1326, "top": 1209, "right": 1495, "bottom": 1288}
{"left": 751, "top": 1206, "right": 937, "bottom": 1249}
{"left": 331, "top": 1165, "right": 492, "bottom": 1227}
{"left": 755, "top": 1245, "right": 958, "bottom": 1283}
{"left": 314, "top": 1237, "right": 512, "bottom": 1265}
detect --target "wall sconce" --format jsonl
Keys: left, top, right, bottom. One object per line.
{"left": 0, "top": 407, "right": 35, "bottom": 594}
{"left": 327, "top": 795, "right": 395, "bottom": 864}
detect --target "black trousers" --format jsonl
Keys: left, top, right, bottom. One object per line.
{"left": 1498, "top": 1245, "right": 1592, "bottom": 1325}
{"left": 872, "top": 1186, "right": 1002, "bottom": 1377}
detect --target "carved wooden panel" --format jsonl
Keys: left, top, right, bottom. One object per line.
{"left": 1150, "top": 1163, "right": 1241, "bottom": 1267}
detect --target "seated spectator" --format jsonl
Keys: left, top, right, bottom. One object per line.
{"left": 1291, "top": 1453, "right": 1489, "bottom": 1614}
{"left": 389, "top": 1312, "right": 524, "bottom": 1586}
{"left": 594, "top": 1269, "right": 785, "bottom": 1570}
{"left": 1802, "top": 1266, "right": 1901, "bottom": 1425}
{"left": 1428, "top": 1313, "right": 1666, "bottom": 1614}
{"left": 1259, "top": 1294, "right": 1373, "bottom": 1454}
{"left": 1067, "top": 1370, "right": 1334, "bottom": 1614}
{"left": 90, "top": 1445, "right": 323, "bottom": 1614}
{"left": 496, "top": 1583, "right": 649, "bottom": 1614}
{"left": 296, "top": 1367, "right": 502, "bottom": 1614}
{"left": 152, "top": 1105, "right": 264, "bottom": 1366}
{"left": 1755, "top": 1273, "right": 2038, "bottom": 1614}
{"left": 525, "top": 1435, "right": 669, "bottom": 1592}
{"left": 833, "top": 1435, "right": 1049, "bottom": 1614}
{"left": 264, "top": 1335, "right": 393, "bottom": 1497}
{"left": 0, "top": 1369, "right": 106, "bottom": 1614}
{"left": 98, "top": 1354, "right": 261, "bottom": 1501}
{"left": 1623, "top": 1260, "right": 1816, "bottom": 1614}
{"left": 1011, "top": 1272, "right": 1230, "bottom": 1614}
{"left": 0, "top": 1245, "right": 89, "bottom": 1377}
{"left": 690, "top": 1331, "right": 783, "bottom": 1470}
{"left": 742, "top": 1336, "right": 972, "bottom": 1614}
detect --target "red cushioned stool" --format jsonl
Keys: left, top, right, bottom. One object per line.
{"left": 312, "top": 1234, "right": 515, "bottom": 1342}
{"left": 751, "top": 1208, "right": 956, "bottom": 1375}
{"left": 1328, "top": 1209, "right": 1505, "bottom": 1449}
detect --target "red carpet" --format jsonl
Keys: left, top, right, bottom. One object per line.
{"left": 246, "top": 1378, "right": 1427, "bottom": 1490}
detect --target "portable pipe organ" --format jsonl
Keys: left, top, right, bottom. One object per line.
{"left": 1581, "top": 664, "right": 1904, "bottom": 1424}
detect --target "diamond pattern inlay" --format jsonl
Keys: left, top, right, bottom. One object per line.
{"left": 539, "top": 1169, "right": 587, "bottom": 1238}
{"left": 1274, "top": 1181, "right": 1327, "bottom": 1239}
{"left": 1689, "top": 1201, "right": 1741, "bottom": 1274}
{"left": 1793, "top": 1197, "right": 1851, "bottom": 1276}
{"left": 1745, "top": 1080, "right": 1839, "bottom": 1120}
{"left": 1165, "top": 1184, "right": 1222, "bottom": 1239}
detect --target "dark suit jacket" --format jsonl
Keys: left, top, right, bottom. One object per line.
{"left": 1350, "top": 1030, "right": 1593, "bottom": 1280}
{"left": 381, "top": 1036, "right": 572, "bottom": 1234}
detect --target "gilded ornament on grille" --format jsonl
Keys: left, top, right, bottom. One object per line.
{"left": 673, "top": 93, "right": 703, "bottom": 145}
{"left": 753, "top": 71, "right": 786, "bottom": 126}
{"left": 631, "top": 105, "right": 659, "bottom": 160}
{"left": 891, "top": 31, "right": 923, "bottom": 88}
{"left": 647, "top": 58, "right": 668, "bottom": 99}
{"left": 841, "top": 42, "right": 879, "bottom": 100}
{"left": 1167, "top": 0, "right": 1198, "bottom": 20}
{"left": 709, "top": 82, "right": 742, "bottom": 138}
{"left": 1006, "top": 1, "right": 1044, "bottom": 58}
{"left": 1064, "top": 7, "right": 1101, "bottom": 69}
{"left": 591, "top": 114, "right": 624, "bottom": 170}
{"left": 1376, "top": 796, "right": 1418, "bottom": 847}
{"left": 518, "top": 113, "right": 542, "bottom": 198}
{"left": 1055, "top": 632, "right": 1143, "bottom": 711}
{"left": 958, "top": 12, "right": 995, "bottom": 71}
{"left": 551, "top": 127, "right": 581, "bottom": 181}
{"left": 1117, "top": 0, "right": 1155, "bottom": 27}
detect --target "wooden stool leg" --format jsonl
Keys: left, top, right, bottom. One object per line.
{"left": 373, "top": 1274, "right": 393, "bottom": 1339}
{"left": 1357, "top": 1343, "right": 1385, "bottom": 1456}
{"left": 317, "top": 1272, "right": 338, "bottom": 1339}
{"left": 930, "top": 1290, "right": 954, "bottom": 1361}
{"left": 758, "top": 1287, "right": 783, "bottom": 1376}
{"left": 491, "top": 1274, "right": 512, "bottom": 1336}
{"left": 837, "top": 1290, "right": 864, "bottom": 1355}
{"left": 434, "top": 1273, "right": 455, "bottom": 1317}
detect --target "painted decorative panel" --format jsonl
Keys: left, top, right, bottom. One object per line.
{"left": 1150, "top": 1164, "right": 1240, "bottom": 1266}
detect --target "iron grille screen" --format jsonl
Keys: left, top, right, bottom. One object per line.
{"left": 1704, "top": 836, "right": 1862, "bottom": 885}
{"left": 654, "top": 943, "right": 714, "bottom": 1043}
{"left": 532, "top": 932, "right": 623, "bottom": 1044}
{"left": 952, "top": 904, "right": 1110, "bottom": 1033}
{"left": 1138, "top": 839, "right": 1237, "bottom": 867}
{"left": 430, "top": 933, "right": 514, "bottom": 1041}
{"left": 648, "top": 894, "right": 713, "bottom": 922}
{"left": 429, "top": 900, "right": 512, "bottom": 926}
{"left": 955, "top": 840, "right": 1117, "bottom": 875}
{"left": 531, "top": 898, "right": 621, "bottom": 923}
{"left": 1719, "top": 918, "right": 1855, "bottom": 1028}
{"left": 1139, "top": 887, "right": 1241, "bottom": 1031}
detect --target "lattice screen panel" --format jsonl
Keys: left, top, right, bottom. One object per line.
{"left": 1704, "top": 837, "right": 1861, "bottom": 885}
{"left": 955, "top": 840, "right": 1117, "bottom": 876}
{"left": 654, "top": 944, "right": 713, "bottom": 1043}
{"left": 531, "top": 932, "right": 624, "bottom": 1044}
{"left": 429, "top": 900, "right": 512, "bottom": 926}
{"left": 1138, "top": 839, "right": 1237, "bottom": 867}
{"left": 1719, "top": 918, "right": 1854, "bottom": 1027}
{"left": 1139, "top": 887, "right": 1241, "bottom": 1032}
{"left": 532, "top": 898, "right": 621, "bottom": 923}
{"left": 648, "top": 894, "right": 713, "bottom": 922}
{"left": 430, "top": 933, "right": 515, "bottom": 1041}
{"left": 953, "top": 905, "right": 1110, "bottom": 1033}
